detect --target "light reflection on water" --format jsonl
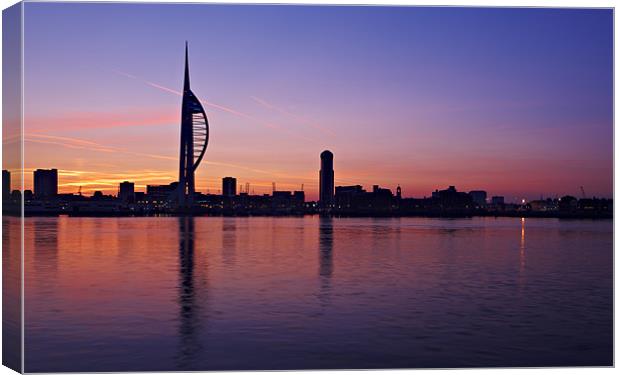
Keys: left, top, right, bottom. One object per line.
{"left": 18, "top": 216, "right": 612, "bottom": 371}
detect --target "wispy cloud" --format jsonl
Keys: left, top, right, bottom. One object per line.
{"left": 22, "top": 133, "right": 321, "bottom": 193}
{"left": 25, "top": 110, "right": 178, "bottom": 132}
{"left": 25, "top": 133, "right": 177, "bottom": 161}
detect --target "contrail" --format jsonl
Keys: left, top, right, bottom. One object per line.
{"left": 250, "top": 95, "right": 336, "bottom": 136}
{"left": 112, "top": 69, "right": 319, "bottom": 142}
{"left": 116, "top": 70, "right": 278, "bottom": 129}
{"left": 145, "top": 81, "right": 267, "bottom": 123}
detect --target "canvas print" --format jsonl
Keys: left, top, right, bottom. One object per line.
{"left": 2, "top": 2, "right": 614, "bottom": 373}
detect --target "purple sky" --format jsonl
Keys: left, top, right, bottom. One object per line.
{"left": 21, "top": 3, "right": 613, "bottom": 201}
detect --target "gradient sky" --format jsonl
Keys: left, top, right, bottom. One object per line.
{"left": 21, "top": 3, "right": 613, "bottom": 201}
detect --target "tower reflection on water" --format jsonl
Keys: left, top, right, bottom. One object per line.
{"left": 318, "top": 217, "right": 333, "bottom": 304}
{"left": 176, "top": 216, "right": 204, "bottom": 369}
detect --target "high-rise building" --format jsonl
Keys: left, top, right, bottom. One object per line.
{"left": 148, "top": 182, "right": 179, "bottom": 203}
{"left": 2, "top": 170, "right": 10, "bottom": 201}
{"left": 222, "top": 177, "right": 237, "bottom": 197}
{"left": 319, "top": 150, "right": 334, "bottom": 208}
{"left": 491, "top": 196, "right": 505, "bottom": 205}
{"left": 293, "top": 190, "right": 305, "bottom": 204}
{"left": 469, "top": 190, "right": 487, "bottom": 206}
{"left": 177, "top": 42, "right": 209, "bottom": 208}
{"left": 119, "top": 181, "right": 135, "bottom": 203}
{"left": 33, "top": 168, "right": 58, "bottom": 198}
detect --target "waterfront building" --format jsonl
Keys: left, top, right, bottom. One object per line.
{"left": 491, "top": 196, "right": 505, "bottom": 205}
{"left": 147, "top": 182, "right": 179, "bottom": 204}
{"left": 293, "top": 191, "right": 305, "bottom": 206}
{"left": 119, "top": 181, "right": 135, "bottom": 203}
{"left": 3, "top": 170, "right": 10, "bottom": 201}
{"left": 24, "top": 190, "right": 33, "bottom": 201}
{"left": 319, "top": 150, "right": 334, "bottom": 208}
{"left": 334, "top": 185, "right": 365, "bottom": 209}
{"left": 469, "top": 190, "right": 487, "bottom": 207}
{"left": 33, "top": 168, "right": 58, "bottom": 198}
{"left": 432, "top": 186, "right": 472, "bottom": 208}
{"left": 222, "top": 177, "right": 237, "bottom": 197}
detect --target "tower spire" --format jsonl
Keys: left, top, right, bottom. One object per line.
{"left": 184, "top": 41, "right": 190, "bottom": 92}
{"left": 177, "top": 41, "right": 209, "bottom": 210}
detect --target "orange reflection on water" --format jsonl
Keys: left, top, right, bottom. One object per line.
{"left": 520, "top": 217, "right": 526, "bottom": 270}
{"left": 22, "top": 216, "right": 613, "bottom": 372}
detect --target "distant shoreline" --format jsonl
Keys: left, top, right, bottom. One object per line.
{"left": 4, "top": 210, "right": 612, "bottom": 220}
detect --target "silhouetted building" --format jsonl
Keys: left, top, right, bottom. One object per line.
{"left": 335, "top": 185, "right": 365, "bottom": 209}
{"left": 559, "top": 195, "right": 577, "bottom": 212}
{"left": 23, "top": 190, "right": 33, "bottom": 201}
{"left": 334, "top": 185, "right": 394, "bottom": 212}
{"left": 530, "top": 198, "right": 558, "bottom": 212}
{"left": 293, "top": 190, "right": 305, "bottom": 205}
{"left": 336, "top": 185, "right": 365, "bottom": 195}
{"left": 396, "top": 185, "right": 402, "bottom": 200}
{"left": 135, "top": 192, "right": 146, "bottom": 204}
{"left": 33, "top": 169, "right": 58, "bottom": 198}
{"left": 469, "top": 190, "right": 487, "bottom": 207}
{"left": 222, "top": 177, "right": 237, "bottom": 197}
{"left": 432, "top": 186, "right": 472, "bottom": 208}
{"left": 576, "top": 197, "right": 612, "bottom": 213}
{"left": 272, "top": 191, "right": 292, "bottom": 209}
{"left": 491, "top": 196, "right": 505, "bottom": 205}
{"left": 119, "top": 181, "right": 135, "bottom": 203}
{"left": 10, "top": 190, "right": 21, "bottom": 202}
{"left": 371, "top": 185, "right": 394, "bottom": 210}
{"left": 319, "top": 150, "right": 334, "bottom": 208}
{"left": 147, "top": 182, "right": 179, "bottom": 203}
{"left": 3, "top": 170, "right": 10, "bottom": 201}
{"left": 251, "top": 191, "right": 303, "bottom": 214}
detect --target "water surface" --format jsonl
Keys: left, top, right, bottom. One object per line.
{"left": 20, "top": 216, "right": 612, "bottom": 371}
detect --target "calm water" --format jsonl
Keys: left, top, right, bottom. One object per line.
{"left": 16, "top": 216, "right": 612, "bottom": 371}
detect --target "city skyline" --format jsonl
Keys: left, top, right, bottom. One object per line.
{"left": 16, "top": 4, "right": 613, "bottom": 201}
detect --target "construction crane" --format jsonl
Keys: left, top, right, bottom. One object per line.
{"left": 272, "top": 182, "right": 276, "bottom": 193}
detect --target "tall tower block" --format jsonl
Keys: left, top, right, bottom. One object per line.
{"left": 319, "top": 150, "right": 334, "bottom": 208}
{"left": 178, "top": 42, "right": 209, "bottom": 208}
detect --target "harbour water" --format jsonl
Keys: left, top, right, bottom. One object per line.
{"left": 13, "top": 216, "right": 613, "bottom": 371}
